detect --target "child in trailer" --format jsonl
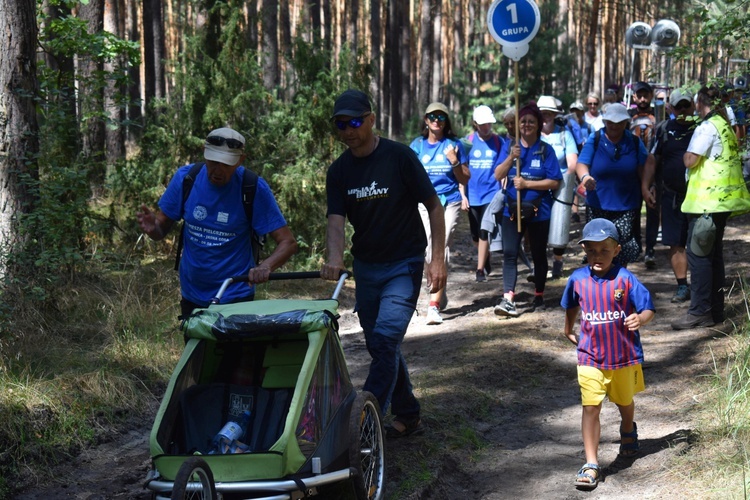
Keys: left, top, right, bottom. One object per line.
{"left": 560, "top": 218, "right": 655, "bottom": 489}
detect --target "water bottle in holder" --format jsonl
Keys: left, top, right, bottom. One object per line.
{"left": 210, "top": 410, "right": 251, "bottom": 454}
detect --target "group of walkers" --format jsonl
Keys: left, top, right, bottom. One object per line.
{"left": 136, "top": 82, "right": 750, "bottom": 490}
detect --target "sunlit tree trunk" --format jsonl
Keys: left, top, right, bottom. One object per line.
{"left": 0, "top": 0, "right": 40, "bottom": 274}
{"left": 417, "top": 0, "right": 433, "bottom": 110}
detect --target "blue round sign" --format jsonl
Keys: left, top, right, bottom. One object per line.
{"left": 487, "top": 0, "right": 540, "bottom": 48}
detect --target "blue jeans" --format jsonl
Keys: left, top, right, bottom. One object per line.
{"left": 353, "top": 256, "right": 423, "bottom": 417}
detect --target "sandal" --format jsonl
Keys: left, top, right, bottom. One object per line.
{"left": 574, "top": 463, "right": 600, "bottom": 489}
{"left": 385, "top": 415, "right": 424, "bottom": 438}
{"left": 619, "top": 421, "right": 639, "bottom": 457}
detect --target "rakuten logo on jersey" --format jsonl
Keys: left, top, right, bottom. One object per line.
{"left": 581, "top": 310, "right": 626, "bottom": 325}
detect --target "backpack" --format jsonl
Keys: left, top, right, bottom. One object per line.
{"left": 174, "top": 163, "right": 263, "bottom": 271}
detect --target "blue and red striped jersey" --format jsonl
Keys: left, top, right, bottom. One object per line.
{"left": 561, "top": 265, "right": 655, "bottom": 369}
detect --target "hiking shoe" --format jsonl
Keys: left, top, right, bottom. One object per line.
{"left": 571, "top": 212, "right": 581, "bottom": 223}
{"left": 532, "top": 296, "right": 546, "bottom": 311}
{"left": 526, "top": 272, "right": 536, "bottom": 283}
{"left": 439, "top": 291, "right": 448, "bottom": 311}
{"left": 476, "top": 270, "right": 487, "bottom": 283}
{"left": 494, "top": 298, "right": 519, "bottom": 317}
{"left": 671, "top": 284, "right": 690, "bottom": 303}
{"left": 644, "top": 250, "right": 656, "bottom": 269}
{"left": 551, "top": 260, "right": 563, "bottom": 279}
{"left": 426, "top": 305, "right": 443, "bottom": 325}
{"left": 671, "top": 313, "right": 714, "bottom": 331}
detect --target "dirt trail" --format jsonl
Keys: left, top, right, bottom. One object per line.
{"left": 16, "top": 215, "right": 750, "bottom": 499}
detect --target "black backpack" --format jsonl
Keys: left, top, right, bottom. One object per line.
{"left": 174, "top": 163, "right": 263, "bottom": 271}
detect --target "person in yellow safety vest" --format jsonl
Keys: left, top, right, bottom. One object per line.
{"left": 671, "top": 85, "right": 750, "bottom": 331}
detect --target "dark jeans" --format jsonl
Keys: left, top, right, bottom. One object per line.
{"left": 353, "top": 256, "right": 423, "bottom": 417}
{"left": 686, "top": 212, "right": 729, "bottom": 319}
{"left": 500, "top": 216, "right": 551, "bottom": 294}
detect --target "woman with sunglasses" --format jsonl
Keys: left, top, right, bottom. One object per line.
{"left": 576, "top": 103, "right": 654, "bottom": 267}
{"left": 493, "top": 102, "right": 562, "bottom": 317}
{"left": 410, "top": 102, "right": 470, "bottom": 325}
{"left": 584, "top": 93, "right": 605, "bottom": 132}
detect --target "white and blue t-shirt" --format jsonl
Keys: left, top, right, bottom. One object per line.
{"left": 410, "top": 136, "right": 469, "bottom": 205}
{"left": 465, "top": 132, "right": 503, "bottom": 206}
{"left": 159, "top": 164, "right": 287, "bottom": 306}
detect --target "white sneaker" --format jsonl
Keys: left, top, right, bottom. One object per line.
{"left": 426, "top": 305, "right": 443, "bottom": 325}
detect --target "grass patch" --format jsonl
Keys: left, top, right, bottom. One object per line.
{"left": 0, "top": 261, "right": 183, "bottom": 496}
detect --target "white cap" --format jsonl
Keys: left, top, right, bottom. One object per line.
{"left": 472, "top": 105, "right": 497, "bottom": 125}
{"left": 537, "top": 95, "right": 561, "bottom": 114}
{"left": 601, "top": 103, "right": 631, "bottom": 123}
{"left": 204, "top": 127, "right": 245, "bottom": 166}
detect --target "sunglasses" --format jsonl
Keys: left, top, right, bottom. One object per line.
{"left": 206, "top": 135, "right": 244, "bottom": 149}
{"left": 674, "top": 101, "right": 691, "bottom": 111}
{"left": 587, "top": 102, "right": 599, "bottom": 106}
{"left": 614, "top": 143, "right": 622, "bottom": 161}
{"left": 427, "top": 113, "right": 447, "bottom": 122}
{"left": 334, "top": 114, "right": 369, "bottom": 131}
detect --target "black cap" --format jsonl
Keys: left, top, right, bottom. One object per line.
{"left": 633, "top": 81, "right": 653, "bottom": 94}
{"left": 332, "top": 90, "right": 372, "bottom": 119}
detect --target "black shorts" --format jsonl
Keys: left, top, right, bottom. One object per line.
{"left": 660, "top": 189, "right": 688, "bottom": 247}
{"left": 468, "top": 204, "right": 490, "bottom": 242}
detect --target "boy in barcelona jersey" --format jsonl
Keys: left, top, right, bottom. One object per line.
{"left": 560, "top": 218, "right": 655, "bottom": 490}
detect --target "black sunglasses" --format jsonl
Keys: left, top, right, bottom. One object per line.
{"left": 587, "top": 102, "right": 599, "bottom": 106}
{"left": 614, "top": 143, "right": 622, "bottom": 161}
{"left": 427, "top": 113, "right": 447, "bottom": 122}
{"left": 206, "top": 135, "right": 244, "bottom": 149}
{"left": 674, "top": 101, "right": 691, "bottom": 111}
{"left": 334, "top": 114, "right": 369, "bottom": 131}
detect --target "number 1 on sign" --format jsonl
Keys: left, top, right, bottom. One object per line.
{"left": 506, "top": 3, "right": 518, "bottom": 23}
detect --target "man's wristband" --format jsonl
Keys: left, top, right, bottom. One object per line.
{"left": 580, "top": 173, "right": 590, "bottom": 182}
{"left": 451, "top": 161, "right": 460, "bottom": 168}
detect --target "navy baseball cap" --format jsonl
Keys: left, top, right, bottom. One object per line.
{"left": 332, "top": 90, "right": 372, "bottom": 119}
{"left": 633, "top": 81, "right": 653, "bottom": 94}
{"left": 579, "top": 218, "right": 620, "bottom": 244}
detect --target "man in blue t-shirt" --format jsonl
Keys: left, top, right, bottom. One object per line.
{"left": 136, "top": 127, "right": 298, "bottom": 318}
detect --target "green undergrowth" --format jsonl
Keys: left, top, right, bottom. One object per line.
{"left": 670, "top": 291, "right": 750, "bottom": 499}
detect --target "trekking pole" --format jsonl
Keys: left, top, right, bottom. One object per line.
{"left": 514, "top": 59, "right": 522, "bottom": 232}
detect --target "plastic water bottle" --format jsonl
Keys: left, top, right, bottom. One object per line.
{"left": 211, "top": 410, "right": 251, "bottom": 454}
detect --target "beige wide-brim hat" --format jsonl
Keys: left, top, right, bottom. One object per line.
{"left": 537, "top": 95, "right": 561, "bottom": 114}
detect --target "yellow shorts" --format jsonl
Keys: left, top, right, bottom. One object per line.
{"left": 577, "top": 364, "right": 645, "bottom": 407}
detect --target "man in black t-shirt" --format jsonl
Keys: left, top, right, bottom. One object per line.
{"left": 321, "top": 89, "right": 447, "bottom": 438}
{"left": 642, "top": 89, "right": 697, "bottom": 303}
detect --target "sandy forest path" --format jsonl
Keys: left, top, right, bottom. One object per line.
{"left": 17, "top": 214, "right": 750, "bottom": 499}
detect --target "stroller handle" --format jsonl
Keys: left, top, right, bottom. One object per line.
{"left": 211, "top": 270, "right": 351, "bottom": 303}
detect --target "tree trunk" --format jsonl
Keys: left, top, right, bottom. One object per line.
{"left": 126, "top": 0, "right": 141, "bottom": 146}
{"left": 104, "top": 0, "right": 125, "bottom": 164}
{"left": 79, "top": 0, "right": 107, "bottom": 189}
{"left": 370, "top": 0, "right": 381, "bottom": 121}
{"left": 417, "top": 0, "right": 433, "bottom": 111}
{"left": 262, "top": 0, "right": 279, "bottom": 90}
{"left": 581, "top": 0, "right": 600, "bottom": 96}
{"left": 0, "top": 0, "right": 40, "bottom": 272}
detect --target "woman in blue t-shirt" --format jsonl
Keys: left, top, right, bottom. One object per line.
{"left": 576, "top": 102, "right": 655, "bottom": 266}
{"left": 410, "top": 102, "right": 470, "bottom": 325}
{"left": 493, "top": 102, "right": 562, "bottom": 318}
